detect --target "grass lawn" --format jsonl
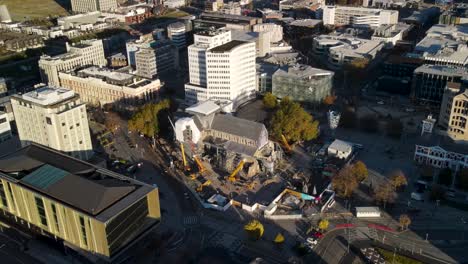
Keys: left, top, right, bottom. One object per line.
{"left": 377, "top": 248, "right": 422, "bottom": 264}
{"left": 0, "top": 0, "right": 69, "bottom": 21}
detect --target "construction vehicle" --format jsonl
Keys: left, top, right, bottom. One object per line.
{"left": 228, "top": 160, "right": 245, "bottom": 182}
{"left": 281, "top": 134, "right": 292, "bottom": 153}
{"left": 180, "top": 143, "right": 190, "bottom": 171}
{"left": 247, "top": 181, "right": 256, "bottom": 190}
{"left": 194, "top": 155, "right": 206, "bottom": 173}
{"left": 196, "top": 180, "right": 212, "bottom": 192}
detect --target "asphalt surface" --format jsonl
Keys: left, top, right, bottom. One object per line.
{"left": 0, "top": 233, "right": 40, "bottom": 264}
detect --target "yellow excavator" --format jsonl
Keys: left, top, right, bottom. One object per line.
{"left": 180, "top": 143, "right": 191, "bottom": 171}
{"left": 196, "top": 180, "right": 212, "bottom": 192}
{"left": 281, "top": 134, "right": 292, "bottom": 153}
{"left": 228, "top": 160, "right": 245, "bottom": 182}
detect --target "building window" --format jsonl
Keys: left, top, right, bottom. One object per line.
{"left": 62, "top": 122, "right": 65, "bottom": 126}
{"left": 0, "top": 118, "right": 6, "bottom": 124}
{"left": 0, "top": 181, "right": 8, "bottom": 208}
{"left": 34, "top": 196, "right": 48, "bottom": 227}
{"left": 79, "top": 216, "right": 87, "bottom": 246}
{"left": 46, "top": 117, "right": 52, "bottom": 125}
{"left": 51, "top": 203, "right": 60, "bottom": 233}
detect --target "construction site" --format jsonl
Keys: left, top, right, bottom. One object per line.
{"left": 172, "top": 100, "right": 334, "bottom": 216}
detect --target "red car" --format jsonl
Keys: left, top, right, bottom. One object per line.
{"left": 308, "top": 229, "right": 323, "bottom": 239}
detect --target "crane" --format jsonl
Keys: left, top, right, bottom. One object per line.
{"left": 180, "top": 143, "right": 190, "bottom": 171}
{"left": 196, "top": 180, "right": 211, "bottom": 192}
{"left": 281, "top": 134, "right": 292, "bottom": 153}
{"left": 228, "top": 160, "right": 245, "bottom": 182}
{"left": 193, "top": 155, "right": 205, "bottom": 173}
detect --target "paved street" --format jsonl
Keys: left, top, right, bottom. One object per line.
{"left": 0, "top": 232, "right": 42, "bottom": 264}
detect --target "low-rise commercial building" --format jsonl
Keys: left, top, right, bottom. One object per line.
{"left": 313, "top": 33, "right": 384, "bottom": 69}
{"left": 371, "top": 23, "right": 411, "bottom": 48}
{"left": 272, "top": 64, "right": 333, "bottom": 104}
{"left": 322, "top": 6, "right": 398, "bottom": 27}
{"left": 59, "top": 66, "right": 162, "bottom": 107}
{"left": 11, "top": 87, "right": 93, "bottom": 160}
{"left": 411, "top": 65, "right": 468, "bottom": 104}
{"left": 218, "top": 1, "right": 242, "bottom": 15}
{"left": 0, "top": 31, "right": 44, "bottom": 52}
{"left": 0, "top": 143, "right": 160, "bottom": 262}
{"left": 194, "top": 12, "right": 261, "bottom": 31}
{"left": 39, "top": 39, "right": 107, "bottom": 87}
{"left": 328, "top": 139, "right": 353, "bottom": 160}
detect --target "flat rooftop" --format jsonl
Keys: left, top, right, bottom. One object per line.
{"left": 414, "top": 64, "right": 468, "bottom": 77}
{"left": 200, "top": 12, "right": 257, "bottom": 23}
{"left": 209, "top": 40, "right": 248, "bottom": 53}
{"left": 0, "top": 144, "right": 154, "bottom": 220}
{"left": 17, "top": 86, "right": 76, "bottom": 106}
{"left": 274, "top": 64, "right": 334, "bottom": 78}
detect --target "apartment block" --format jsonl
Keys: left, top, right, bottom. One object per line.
{"left": 323, "top": 6, "right": 398, "bottom": 27}
{"left": 0, "top": 144, "right": 160, "bottom": 261}
{"left": 439, "top": 82, "right": 468, "bottom": 143}
{"left": 185, "top": 29, "right": 256, "bottom": 109}
{"left": 11, "top": 87, "right": 93, "bottom": 160}
{"left": 59, "top": 66, "right": 162, "bottom": 107}
{"left": 39, "top": 39, "right": 107, "bottom": 87}
{"left": 71, "top": 0, "right": 118, "bottom": 13}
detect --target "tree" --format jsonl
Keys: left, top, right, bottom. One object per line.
{"left": 374, "top": 183, "right": 395, "bottom": 208}
{"left": 244, "top": 220, "right": 264, "bottom": 241}
{"left": 359, "top": 114, "right": 378, "bottom": 133}
{"left": 339, "top": 109, "right": 357, "bottom": 129}
{"left": 438, "top": 168, "right": 452, "bottom": 186}
{"left": 270, "top": 98, "right": 319, "bottom": 143}
{"left": 345, "top": 58, "right": 369, "bottom": 96}
{"left": 318, "top": 219, "right": 329, "bottom": 231}
{"left": 386, "top": 119, "right": 403, "bottom": 138}
{"left": 332, "top": 166, "right": 359, "bottom": 198}
{"left": 389, "top": 170, "right": 407, "bottom": 191}
{"left": 128, "top": 100, "right": 171, "bottom": 138}
{"left": 263, "top": 92, "right": 277, "bottom": 109}
{"left": 399, "top": 214, "right": 411, "bottom": 230}
{"left": 351, "top": 161, "right": 368, "bottom": 182}
{"left": 323, "top": 95, "right": 337, "bottom": 106}
{"left": 104, "top": 112, "right": 120, "bottom": 131}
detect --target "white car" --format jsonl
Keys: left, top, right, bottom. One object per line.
{"left": 377, "top": 101, "right": 385, "bottom": 105}
{"left": 306, "top": 237, "right": 318, "bottom": 245}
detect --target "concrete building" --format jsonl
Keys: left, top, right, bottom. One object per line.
{"left": 252, "top": 23, "right": 284, "bottom": 43}
{"left": 414, "top": 135, "right": 468, "bottom": 171}
{"left": 167, "top": 22, "right": 187, "bottom": 50}
{"left": 439, "top": 82, "right": 468, "bottom": 143}
{"left": 0, "top": 144, "right": 160, "bottom": 262}
{"left": 411, "top": 65, "right": 468, "bottom": 104}
{"left": 355, "top": 207, "right": 381, "bottom": 218}
{"left": 185, "top": 29, "right": 256, "bottom": 109}
{"left": 414, "top": 24, "right": 468, "bottom": 67}
{"left": 58, "top": 66, "right": 162, "bottom": 107}
{"left": 126, "top": 35, "right": 155, "bottom": 67}
{"left": 218, "top": 1, "right": 242, "bottom": 16}
{"left": 272, "top": 64, "right": 333, "bottom": 104}
{"left": 39, "top": 39, "right": 107, "bottom": 87}
{"left": 322, "top": 6, "right": 398, "bottom": 27}
{"left": 0, "top": 31, "right": 44, "bottom": 52}
{"left": 0, "top": 111, "right": 11, "bottom": 142}
{"left": 164, "top": 0, "right": 186, "bottom": 8}
{"left": 439, "top": 3, "right": 468, "bottom": 26}
{"left": 71, "top": 0, "right": 118, "bottom": 13}
{"left": 328, "top": 139, "right": 353, "bottom": 160}
{"left": 11, "top": 87, "right": 93, "bottom": 160}
{"left": 194, "top": 13, "right": 261, "bottom": 31}
{"left": 312, "top": 33, "right": 384, "bottom": 69}
{"left": 135, "top": 40, "right": 179, "bottom": 79}
{"left": 0, "top": 5, "right": 11, "bottom": 23}
{"left": 371, "top": 23, "right": 411, "bottom": 48}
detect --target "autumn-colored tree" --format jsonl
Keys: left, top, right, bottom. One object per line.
{"left": 332, "top": 166, "right": 359, "bottom": 198}
{"left": 323, "top": 95, "right": 337, "bottom": 106}
{"left": 351, "top": 161, "right": 368, "bottom": 182}
{"left": 318, "top": 219, "right": 329, "bottom": 231}
{"left": 389, "top": 170, "right": 407, "bottom": 190}
{"left": 399, "top": 214, "right": 411, "bottom": 230}
{"left": 374, "top": 183, "right": 395, "bottom": 208}
{"left": 263, "top": 92, "right": 277, "bottom": 109}
{"left": 104, "top": 112, "right": 120, "bottom": 131}
{"left": 270, "top": 97, "right": 319, "bottom": 143}
{"left": 128, "top": 100, "right": 171, "bottom": 138}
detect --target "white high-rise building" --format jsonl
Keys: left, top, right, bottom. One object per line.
{"left": 39, "top": 39, "right": 107, "bottom": 87}
{"left": 71, "top": 0, "right": 118, "bottom": 13}
{"left": 11, "top": 87, "right": 93, "bottom": 160}
{"left": 322, "top": 6, "right": 398, "bottom": 27}
{"left": 185, "top": 29, "right": 256, "bottom": 109}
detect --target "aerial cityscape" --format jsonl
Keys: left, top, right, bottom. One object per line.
{"left": 0, "top": 0, "right": 466, "bottom": 263}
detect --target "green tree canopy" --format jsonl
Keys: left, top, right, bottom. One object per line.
{"left": 263, "top": 92, "right": 277, "bottom": 109}
{"left": 270, "top": 98, "right": 319, "bottom": 143}
{"left": 128, "top": 100, "right": 171, "bottom": 138}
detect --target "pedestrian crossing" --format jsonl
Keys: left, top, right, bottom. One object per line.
{"left": 183, "top": 215, "right": 199, "bottom": 226}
